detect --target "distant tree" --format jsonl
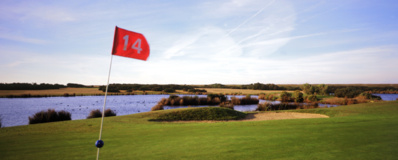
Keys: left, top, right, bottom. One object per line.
{"left": 301, "top": 83, "right": 312, "bottom": 94}
{"left": 317, "top": 84, "right": 329, "bottom": 96}
{"left": 67, "top": 83, "right": 86, "bottom": 88}
{"left": 334, "top": 87, "right": 362, "bottom": 98}
{"left": 163, "top": 88, "right": 175, "bottom": 93}
{"left": 280, "top": 91, "right": 293, "bottom": 102}
{"left": 294, "top": 90, "right": 304, "bottom": 103}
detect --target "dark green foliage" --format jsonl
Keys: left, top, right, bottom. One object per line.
{"left": 87, "top": 109, "right": 117, "bottom": 119}
{"left": 232, "top": 83, "right": 285, "bottom": 90}
{"left": 360, "top": 92, "right": 382, "bottom": 100}
{"left": 334, "top": 87, "right": 363, "bottom": 98}
{"left": 29, "top": 109, "right": 71, "bottom": 124}
{"left": 258, "top": 93, "right": 277, "bottom": 101}
{"left": 207, "top": 94, "right": 227, "bottom": 102}
{"left": 256, "top": 103, "right": 319, "bottom": 111}
{"left": 0, "top": 83, "right": 66, "bottom": 90}
{"left": 203, "top": 83, "right": 227, "bottom": 88}
{"left": 163, "top": 88, "right": 175, "bottom": 93}
{"left": 187, "top": 88, "right": 207, "bottom": 93}
{"left": 87, "top": 109, "right": 102, "bottom": 118}
{"left": 327, "top": 85, "right": 398, "bottom": 94}
{"left": 305, "top": 95, "right": 318, "bottom": 102}
{"left": 301, "top": 83, "right": 329, "bottom": 95}
{"left": 317, "top": 84, "right": 329, "bottom": 95}
{"left": 104, "top": 109, "right": 116, "bottom": 117}
{"left": 294, "top": 90, "right": 304, "bottom": 103}
{"left": 153, "top": 107, "right": 246, "bottom": 121}
{"left": 98, "top": 85, "right": 120, "bottom": 92}
{"left": 157, "top": 95, "right": 226, "bottom": 106}
{"left": 98, "top": 84, "right": 196, "bottom": 92}
{"left": 280, "top": 91, "right": 293, "bottom": 102}
{"left": 66, "top": 83, "right": 86, "bottom": 88}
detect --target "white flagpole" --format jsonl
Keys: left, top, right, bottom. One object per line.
{"left": 96, "top": 54, "right": 114, "bottom": 160}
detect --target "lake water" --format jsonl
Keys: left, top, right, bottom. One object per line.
{"left": 0, "top": 94, "right": 396, "bottom": 127}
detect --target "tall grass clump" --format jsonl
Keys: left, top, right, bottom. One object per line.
{"left": 219, "top": 102, "right": 234, "bottom": 110}
{"left": 151, "top": 104, "right": 164, "bottom": 111}
{"left": 258, "top": 93, "right": 277, "bottom": 101}
{"left": 87, "top": 109, "right": 117, "bottom": 119}
{"left": 104, "top": 109, "right": 116, "bottom": 117}
{"left": 305, "top": 94, "right": 318, "bottom": 102}
{"left": 230, "top": 95, "right": 259, "bottom": 105}
{"left": 359, "top": 92, "right": 382, "bottom": 100}
{"left": 157, "top": 95, "right": 227, "bottom": 106}
{"left": 256, "top": 103, "right": 319, "bottom": 111}
{"left": 152, "top": 107, "right": 246, "bottom": 121}
{"left": 29, "top": 109, "right": 71, "bottom": 124}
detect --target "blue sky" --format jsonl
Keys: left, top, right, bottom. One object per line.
{"left": 0, "top": 0, "right": 397, "bottom": 85}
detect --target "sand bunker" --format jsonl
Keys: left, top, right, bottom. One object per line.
{"left": 238, "top": 112, "right": 329, "bottom": 121}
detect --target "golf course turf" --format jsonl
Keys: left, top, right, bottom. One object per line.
{"left": 0, "top": 101, "right": 397, "bottom": 159}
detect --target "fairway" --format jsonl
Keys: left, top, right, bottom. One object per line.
{"left": 0, "top": 101, "right": 397, "bottom": 160}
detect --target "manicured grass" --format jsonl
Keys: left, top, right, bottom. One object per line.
{"left": 0, "top": 101, "right": 397, "bottom": 159}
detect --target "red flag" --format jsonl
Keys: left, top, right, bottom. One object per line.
{"left": 112, "top": 26, "right": 150, "bottom": 61}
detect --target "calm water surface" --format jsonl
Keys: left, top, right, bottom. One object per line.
{"left": 0, "top": 94, "right": 396, "bottom": 127}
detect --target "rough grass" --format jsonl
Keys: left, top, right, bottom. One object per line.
{"left": 0, "top": 101, "right": 397, "bottom": 160}
{"left": 152, "top": 107, "right": 246, "bottom": 121}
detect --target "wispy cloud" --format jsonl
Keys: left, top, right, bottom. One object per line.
{"left": 0, "top": 34, "right": 48, "bottom": 44}
{"left": 0, "top": 1, "right": 76, "bottom": 24}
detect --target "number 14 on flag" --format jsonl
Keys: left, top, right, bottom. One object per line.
{"left": 112, "top": 26, "right": 150, "bottom": 61}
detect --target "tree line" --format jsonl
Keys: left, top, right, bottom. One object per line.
{"left": 0, "top": 83, "right": 91, "bottom": 90}
{"left": 203, "top": 83, "right": 298, "bottom": 90}
{"left": 98, "top": 84, "right": 198, "bottom": 93}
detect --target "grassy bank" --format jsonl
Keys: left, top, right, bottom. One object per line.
{"left": 0, "top": 101, "right": 397, "bottom": 159}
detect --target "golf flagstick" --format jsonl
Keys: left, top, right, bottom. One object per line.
{"left": 96, "top": 54, "right": 113, "bottom": 160}
{"left": 95, "top": 26, "right": 150, "bottom": 160}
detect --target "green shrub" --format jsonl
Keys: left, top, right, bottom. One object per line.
{"left": 104, "top": 109, "right": 116, "bottom": 117}
{"left": 294, "top": 90, "right": 304, "bottom": 103}
{"left": 163, "top": 88, "right": 175, "bottom": 93}
{"left": 280, "top": 91, "right": 293, "bottom": 102}
{"left": 153, "top": 107, "right": 246, "bottom": 121}
{"left": 360, "top": 92, "right": 382, "bottom": 100}
{"left": 87, "top": 109, "right": 117, "bottom": 119}
{"left": 305, "top": 95, "right": 318, "bottom": 102}
{"left": 29, "top": 109, "right": 71, "bottom": 124}
{"left": 207, "top": 94, "right": 227, "bottom": 102}
{"left": 334, "top": 87, "right": 362, "bottom": 98}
